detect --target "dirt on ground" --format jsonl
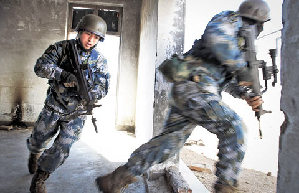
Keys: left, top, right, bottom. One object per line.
{"left": 180, "top": 147, "right": 277, "bottom": 193}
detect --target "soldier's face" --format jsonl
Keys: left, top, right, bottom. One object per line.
{"left": 80, "top": 31, "right": 100, "bottom": 50}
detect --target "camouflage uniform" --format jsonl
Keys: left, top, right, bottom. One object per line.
{"left": 125, "top": 11, "right": 248, "bottom": 187}
{"left": 27, "top": 39, "right": 110, "bottom": 173}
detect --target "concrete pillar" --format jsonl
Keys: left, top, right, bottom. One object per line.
{"left": 114, "top": 0, "right": 142, "bottom": 130}
{"left": 135, "top": 0, "right": 158, "bottom": 142}
{"left": 154, "top": 0, "right": 185, "bottom": 136}
{"left": 135, "top": 0, "right": 185, "bottom": 143}
{"left": 278, "top": 0, "right": 299, "bottom": 192}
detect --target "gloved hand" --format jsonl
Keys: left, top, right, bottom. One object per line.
{"left": 60, "top": 71, "right": 78, "bottom": 88}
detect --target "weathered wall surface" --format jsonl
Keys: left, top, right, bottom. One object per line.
{"left": 0, "top": 0, "right": 141, "bottom": 128}
{"left": 153, "top": 0, "right": 185, "bottom": 136}
{"left": 278, "top": 0, "right": 299, "bottom": 192}
{"left": 0, "top": 0, "right": 67, "bottom": 123}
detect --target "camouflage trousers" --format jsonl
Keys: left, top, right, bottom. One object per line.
{"left": 126, "top": 81, "right": 247, "bottom": 187}
{"left": 27, "top": 107, "right": 86, "bottom": 173}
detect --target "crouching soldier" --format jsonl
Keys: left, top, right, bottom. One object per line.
{"left": 27, "top": 14, "right": 110, "bottom": 193}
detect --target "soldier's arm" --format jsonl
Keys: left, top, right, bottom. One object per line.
{"left": 34, "top": 41, "right": 64, "bottom": 81}
{"left": 224, "top": 79, "right": 263, "bottom": 111}
{"left": 93, "top": 56, "right": 110, "bottom": 100}
{"left": 223, "top": 78, "right": 247, "bottom": 98}
{"left": 204, "top": 13, "right": 246, "bottom": 72}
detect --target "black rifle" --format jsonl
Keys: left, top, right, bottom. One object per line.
{"left": 68, "top": 39, "right": 101, "bottom": 133}
{"left": 237, "top": 25, "right": 278, "bottom": 138}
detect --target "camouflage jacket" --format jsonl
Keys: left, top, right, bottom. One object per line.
{"left": 34, "top": 39, "right": 110, "bottom": 114}
{"left": 160, "top": 11, "right": 247, "bottom": 98}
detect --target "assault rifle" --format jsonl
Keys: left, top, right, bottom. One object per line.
{"left": 237, "top": 25, "right": 279, "bottom": 139}
{"left": 68, "top": 39, "right": 101, "bottom": 133}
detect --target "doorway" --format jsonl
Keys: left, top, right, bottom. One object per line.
{"left": 67, "top": 3, "right": 122, "bottom": 131}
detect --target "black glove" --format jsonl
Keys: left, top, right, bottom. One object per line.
{"left": 60, "top": 71, "right": 78, "bottom": 88}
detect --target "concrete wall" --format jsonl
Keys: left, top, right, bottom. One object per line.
{"left": 277, "top": 0, "right": 299, "bottom": 192}
{"left": 0, "top": 0, "right": 68, "bottom": 124}
{"left": 0, "top": 0, "right": 141, "bottom": 129}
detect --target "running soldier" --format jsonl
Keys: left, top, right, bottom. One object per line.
{"left": 27, "top": 14, "right": 110, "bottom": 193}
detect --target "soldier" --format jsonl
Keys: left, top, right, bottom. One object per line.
{"left": 27, "top": 14, "right": 110, "bottom": 193}
{"left": 95, "top": 0, "right": 270, "bottom": 193}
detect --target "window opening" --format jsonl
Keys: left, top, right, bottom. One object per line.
{"left": 68, "top": 3, "right": 122, "bottom": 37}
{"left": 98, "top": 9, "right": 120, "bottom": 32}
{"left": 71, "top": 8, "right": 94, "bottom": 29}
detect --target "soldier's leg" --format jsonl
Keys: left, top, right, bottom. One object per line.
{"left": 27, "top": 108, "right": 60, "bottom": 174}
{"left": 27, "top": 108, "right": 61, "bottom": 192}
{"left": 27, "top": 108, "right": 60, "bottom": 154}
{"left": 214, "top": 111, "right": 246, "bottom": 188}
{"left": 184, "top": 99, "right": 246, "bottom": 188}
{"left": 38, "top": 115, "right": 85, "bottom": 173}
{"left": 172, "top": 81, "right": 246, "bottom": 188}
{"left": 95, "top": 106, "right": 196, "bottom": 192}
{"left": 126, "top": 106, "right": 197, "bottom": 176}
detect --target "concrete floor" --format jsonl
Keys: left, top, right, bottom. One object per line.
{"left": 0, "top": 122, "right": 209, "bottom": 193}
{"left": 0, "top": 128, "right": 173, "bottom": 193}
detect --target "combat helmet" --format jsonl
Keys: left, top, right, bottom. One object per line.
{"left": 238, "top": 0, "right": 270, "bottom": 22}
{"left": 75, "top": 14, "right": 107, "bottom": 41}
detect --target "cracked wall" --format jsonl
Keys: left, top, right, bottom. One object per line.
{"left": 278, "top": 0, "right": 299, "bottom": 192}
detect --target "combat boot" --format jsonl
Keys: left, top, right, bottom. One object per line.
{"left": 214, "top": 183, "right": 239, "bottom": 193}
{"left": 95, "top": 165, "right": 137, "bottom": 193}
{"left": 28, "top": 153, "right": 40, "bottom": 174}
{"left": 30, "top": 169, "right": 50, "bottom": 193}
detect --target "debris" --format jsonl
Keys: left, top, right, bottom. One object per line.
{"left": 184, "top": 139, "right": 205, "bottom": 146}
{"left": 0, "top": 125, "right": 14, "bottom": 131}
{"left": 188, "top": 164, "right": 212, "bottom": 174}
{"left": 1, "top": 103, "right": 27, "bottom": 130}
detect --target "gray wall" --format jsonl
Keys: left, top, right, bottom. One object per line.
{"left": 0, "top": 0, "right": 141, "bottom": 129}
{"left": 0, "top": 0, "right": 68, "bottom": 123}
{"left": 278, "top": 0, "right": 299, "bottom": 192}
